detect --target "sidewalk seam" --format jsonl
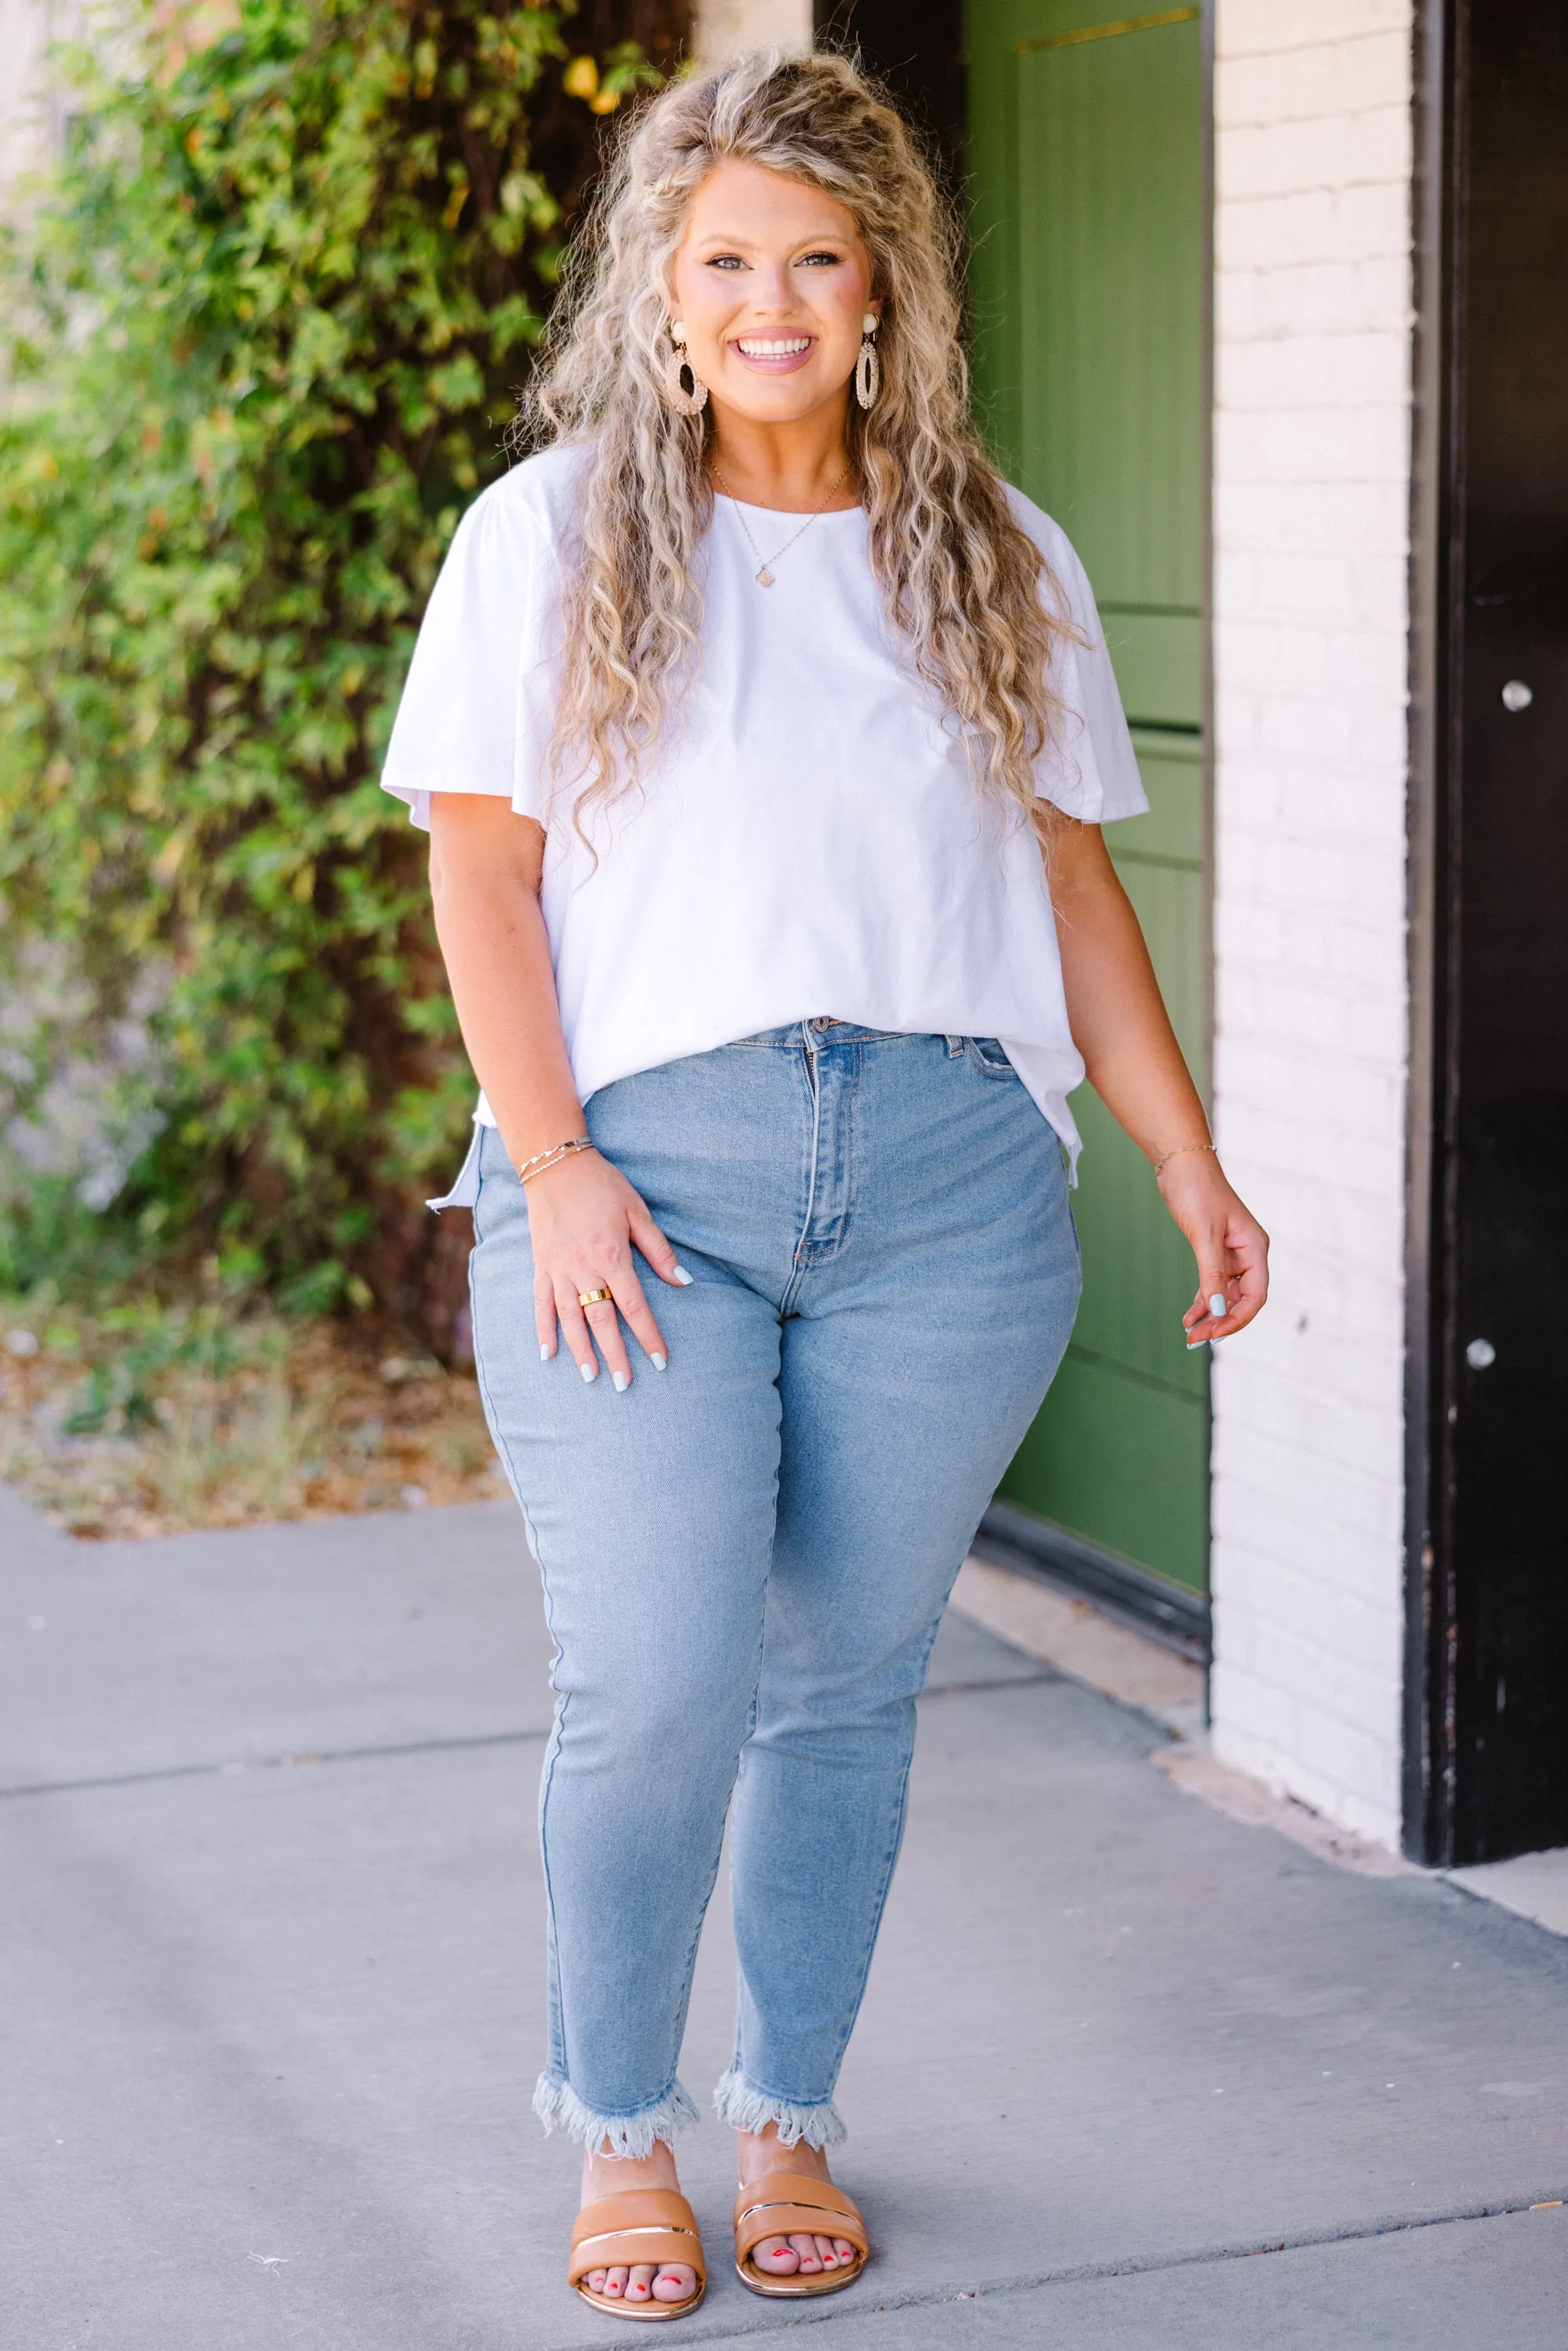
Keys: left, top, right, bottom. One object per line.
{"left": 598, "top": 2187, "right": 1568, "bottom": 2347}
{"left": 0, "top": 1723, "right": 550, "bottom": 1801}
{"left": 0, "top": 1670, "right": 1055, "bottom": 1803}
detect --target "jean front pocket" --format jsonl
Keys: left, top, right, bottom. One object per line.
{"left": 964, "top": 1036, "right": 1019, "bottom": 1080}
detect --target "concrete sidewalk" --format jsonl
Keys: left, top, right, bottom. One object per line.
{"left": 2, "top": 1484, "right": 1565, "bottom": 2349}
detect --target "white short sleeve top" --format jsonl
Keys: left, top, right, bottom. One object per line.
{"left": 381, "top": 443, "right": 1148, "bottom": 1170}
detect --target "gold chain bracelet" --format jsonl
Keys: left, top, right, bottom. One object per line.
{"left": 517, "top": 1137, "right": 595, "bottom": 1185}
{"left": 1151, "top": 1141, "right": 1218, "bottom": 1178}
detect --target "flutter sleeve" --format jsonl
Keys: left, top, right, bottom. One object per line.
{"left": 379, "top": 471, "right": 554, "bottom": 832}
{"left": 1009, "top": 492, "right": 1150, "bottom": 826}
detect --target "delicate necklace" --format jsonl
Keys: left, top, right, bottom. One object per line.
{"left": 710, "top": 459, "right": 855, "bottom": 587}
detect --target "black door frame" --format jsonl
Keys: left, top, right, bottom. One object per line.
{"left": 1406, "top": 0, "right": 1568, "bottom": 1866}
{"left": 1403, "top": 0, "right": 1442, "bottom": 1868}
{"left": 1404, "top": 0, "right": 1453, "bottom": 1873}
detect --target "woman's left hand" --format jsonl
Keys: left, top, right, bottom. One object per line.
{"left": 1048, "top": 820, "right": 1269, "bottom": 1349}
{"left": 1156, "top": 1153, "right": 1270, "bottom": 1348}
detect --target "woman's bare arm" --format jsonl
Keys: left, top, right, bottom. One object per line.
{"left": 428, "top": 796, "right": 579, "bottom": 1154}
{"left": 428, "top": 793, "right": 688, "bottom": 1385}
{"left": 1049, "top": 816, "right": 1269, "bottom": 1344}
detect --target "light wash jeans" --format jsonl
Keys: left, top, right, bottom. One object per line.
{"left": 467, "top": 1023, "right": 1080, "bottom": 2157}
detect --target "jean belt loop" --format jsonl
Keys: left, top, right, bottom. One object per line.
{"left": 946, "top": 1036, "right": 965, "bottom": 1058}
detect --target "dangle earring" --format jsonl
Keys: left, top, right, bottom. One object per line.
{"left": 665, "top": 320, "right": 709, "bottom": 416}
{"left": 855, "top": 311, "right": 880, "bottom": 411}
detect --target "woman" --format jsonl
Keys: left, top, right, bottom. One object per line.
{"left": 383, "top": 49, "right": 1268, "bottom": 2323}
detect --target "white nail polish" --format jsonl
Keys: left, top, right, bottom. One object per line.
{"left": 673, "top": 1264, "right": 695, "bottom": 1286}
{"left": 1209, "top": 1292, "right": 1227, "bottom": 1318}
{"left": 539, "top": 1343, "right": 550, "bottom": 1362}
{"left": 612, "top": 1370, "right": 629, "bottom": 1392}
{"left": 1186, "top": 1337, "right": 1208, "bottom": 1351}
{"left": 651, "top": 1352, "right": 668, "bottom": 1371}
{"left": 580, "top": 1362, "right": 597, "bottom": 1383}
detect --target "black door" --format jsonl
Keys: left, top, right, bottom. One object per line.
{"left": 1421, "top": 0, "right": 1568, "bottom": 1863}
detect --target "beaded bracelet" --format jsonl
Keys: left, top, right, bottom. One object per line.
{"left": 517, "top": 1137, "right": 596, "bottom": 1186}
{"left": 1151, "top": 1141, "right": 1218, "bottom": 1178}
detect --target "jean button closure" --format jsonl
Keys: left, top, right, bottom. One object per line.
{"left": 812, "top": 1016, "right": 833, "bottom": 1031}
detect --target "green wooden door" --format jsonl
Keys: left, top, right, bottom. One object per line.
{"left": 967, "top": 1, "right": 1209, "bottom": 1592}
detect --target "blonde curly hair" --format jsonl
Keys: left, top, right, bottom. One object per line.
{"left": 521, "top": 48, "right": 1072, "bottom": 828}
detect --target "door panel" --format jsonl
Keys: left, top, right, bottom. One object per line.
{"left": 1110, "top": 731, "right": 1204, "bottom": 865}
{"left": 1012, "top": 17, "right": 1203, "bottom": 608}
{"left": 1105, "top": 612, "right": 1204, "bottom": 728}
{"left": 971, "top": 1, "right": 1209, "bottom": 1592}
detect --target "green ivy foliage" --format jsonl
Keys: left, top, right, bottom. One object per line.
{"left": 0, "top": 0, "right": 664, "bottom": 1330}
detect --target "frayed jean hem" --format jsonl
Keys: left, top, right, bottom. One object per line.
{"left": 533, "top": 2074, "right": 699, "bottom": 2157}
{"left": 713, "top": 2065, "right": 847, "bottom": 2150}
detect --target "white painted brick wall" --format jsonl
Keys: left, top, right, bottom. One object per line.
{"left": 1209, "top": 0, "right": 1414, "bottom": 1849}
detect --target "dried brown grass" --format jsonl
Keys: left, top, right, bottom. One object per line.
{"left": 0, "top": 1301, "right": 506, "bottom": 1540}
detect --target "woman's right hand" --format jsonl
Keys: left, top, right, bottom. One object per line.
{"left": 524, "top": 1149, "right": 691, "bottom": 1387}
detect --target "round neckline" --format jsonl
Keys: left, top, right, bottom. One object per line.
{"left": 712, "top": 488, "right": 865, "bottom": 523}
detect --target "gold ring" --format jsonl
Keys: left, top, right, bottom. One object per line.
{"left": 577, "top": 1287, "right": 612, "bottom": 1307}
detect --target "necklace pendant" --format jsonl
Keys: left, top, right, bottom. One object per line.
{"left": 755, "top": 566, "right": 775, "bottom": 588}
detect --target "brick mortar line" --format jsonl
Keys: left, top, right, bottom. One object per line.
{"left": 1217, "top": 41, "right": 1414, "bottom": 71}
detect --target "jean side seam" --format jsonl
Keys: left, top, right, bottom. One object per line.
{"left": 722, "top": 1559, "right": 771, "bottom": 2074}
{"left": 826, "top": 1718, "right": 920, "bottom": 2077}
{"left": 662, "top": 1765, "right": 741, "bottom": 2110}
{"left": 823, "top": 1595, "right": 950, "bottom": 2081}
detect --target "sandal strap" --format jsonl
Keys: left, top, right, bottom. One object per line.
{"left": 569, "top": 2190, "right": 705, "bottom": 2287}
{"left": 733, "top": 2172, "right": 868, "bottom": 2265}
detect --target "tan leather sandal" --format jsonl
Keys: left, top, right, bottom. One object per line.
{"left": 732, "top": 2170, "right": 869, "bottom": 2298}
{"left": 568, "top": 2188, "right": 706, "bottom": 2321}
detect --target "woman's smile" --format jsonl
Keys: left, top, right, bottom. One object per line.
{"left": 731, "top": 332, "right": 816, "bottom": 372}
